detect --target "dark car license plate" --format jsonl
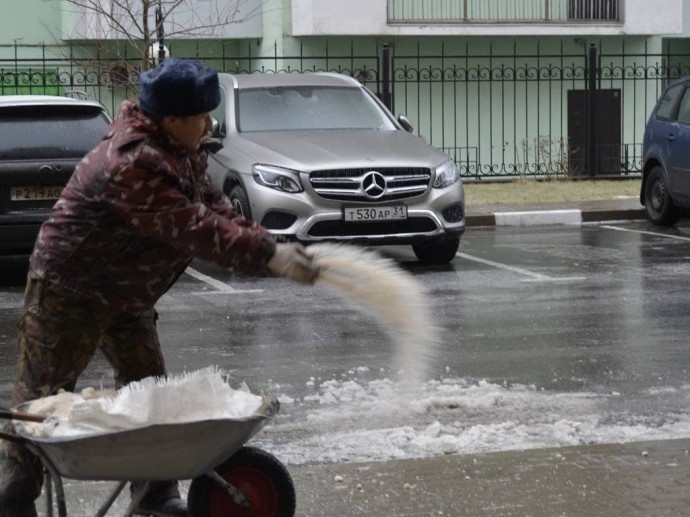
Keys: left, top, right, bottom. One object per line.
{"left": 11, "top": 186, "right": 63, "bottom": 201}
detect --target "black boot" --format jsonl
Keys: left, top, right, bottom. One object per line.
{"left": 132, "top": 480, "right": 188, "bottom": 517}
{"left": 0, "top": 444, "right": 41, "bottom": 517}
{"left": 0, "top": 505, "right": 37, "bottom": 517}
{"left": 134, "top": 497, "right": 187, "bottom": 517}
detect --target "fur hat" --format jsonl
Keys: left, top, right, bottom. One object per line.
{"left": 139, "top": 58, "right": 220, "bottom": 117}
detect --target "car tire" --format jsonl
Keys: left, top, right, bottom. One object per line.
{"left": 412, "top": 238, "right": 460, "bottom": 265}
{"left": 230, "top": 185, "right": 252, "bottom": 221}
{"left": 644, "top": 166, "right": 679, "bottom": 226}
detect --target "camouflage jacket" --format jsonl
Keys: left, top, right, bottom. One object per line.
{"left": 30, "top": 100, "right": 276, "bottom": 310}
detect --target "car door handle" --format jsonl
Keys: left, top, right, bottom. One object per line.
{"left": 667, "top": 133, "right": 676, "bottom": 141}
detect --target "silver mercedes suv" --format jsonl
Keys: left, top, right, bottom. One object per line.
{"left": 206, "top": 72, "right": 465, "bottom": 264}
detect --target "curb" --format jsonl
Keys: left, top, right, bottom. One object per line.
{"left": 466, "top": 207, "right": 646, "bottom": 227}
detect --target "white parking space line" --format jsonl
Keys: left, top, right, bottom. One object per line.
{"left": 456, "top": 252, "right": 586, "bottom": 282}
{"left": 601, "top": 225, "right": 690, "bottom": 242}
{"left": 0, "top": 293, "right": 24, "bottom": 310}
{"left": 185, "top": 267, "right": 263, "bottom": 293}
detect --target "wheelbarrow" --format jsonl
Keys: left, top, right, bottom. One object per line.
{"left": 0, "top": 398, "right": 296, "bottom": 517}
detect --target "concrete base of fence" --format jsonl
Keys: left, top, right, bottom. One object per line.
{"left": 465, "top": 198, "right": 646, "bottom": 227}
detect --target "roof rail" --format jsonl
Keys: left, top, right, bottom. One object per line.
{"left": 64, "top": 90, "right": 89, "bottom": 100}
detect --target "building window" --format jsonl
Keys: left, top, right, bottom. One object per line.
{"left": 387, "top": 0, "right": 622, "bottom": 24}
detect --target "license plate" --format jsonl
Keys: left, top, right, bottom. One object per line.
{"left": 11, "top": 186, "right": 63, "bottom": 201}
{"left": 343, "top": 205, "right": 407, "bottom": 222}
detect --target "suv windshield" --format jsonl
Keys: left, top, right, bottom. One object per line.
{"left": 237, "top": 86, "right": 396, "bottom": 132}
{"left": 0, "top": 108, "right": 109, "bottom": 160}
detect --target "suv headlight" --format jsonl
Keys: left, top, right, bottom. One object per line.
{"left": 433, "top": 160, "right": 460, "bottom": 189}
{"left": 252, "top": 164, "right": 303, "bottom": 193}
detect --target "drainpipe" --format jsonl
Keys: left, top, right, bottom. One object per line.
{"left": 586, "top": 43, "right": 598, "bottom": 177}
{"left": 381, "top": 42, "right": 392, "bottom": 112}
{"left": 156, "top": 0, "right": 166, "bottom": 63}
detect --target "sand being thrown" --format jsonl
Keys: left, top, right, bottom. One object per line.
{"left": 311, "top": 243, "right": 440, "bottom": 387}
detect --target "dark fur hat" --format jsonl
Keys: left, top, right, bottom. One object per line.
{"left": 139, "top": 58, "right": 220, "bottom": 117}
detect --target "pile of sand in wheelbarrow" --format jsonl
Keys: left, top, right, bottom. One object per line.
{"left": 20, "top": 366, "right": 267, "bottom": 438}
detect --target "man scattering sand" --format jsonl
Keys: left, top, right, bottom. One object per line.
{"left": 0, "top": 57, "right": 320, "bottom": 517}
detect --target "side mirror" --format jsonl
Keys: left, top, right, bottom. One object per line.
{"left": 398, "top": 115, "right": 414, "bottom": 133}
{"left": 210, "top": 117, "right": 227, "bottom": 138}
{"left": 211, "top": 117, "right": 221, "bottom": 138}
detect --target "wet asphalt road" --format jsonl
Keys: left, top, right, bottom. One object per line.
{"left": 1, "top": 220, "right": 690, "bottom": 465}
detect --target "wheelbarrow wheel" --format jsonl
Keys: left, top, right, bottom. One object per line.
{"left": 187, "top": 446, "right": 296, "bottom": 517}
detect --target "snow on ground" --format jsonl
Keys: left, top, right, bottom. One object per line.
{"left": 253, "top": 370, "right": 690, "bottom": 466}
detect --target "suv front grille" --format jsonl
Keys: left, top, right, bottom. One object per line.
{"left": 310, "top": 168, "right": 431, "bottom": 202}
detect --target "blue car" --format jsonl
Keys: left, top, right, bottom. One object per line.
{"left": 641, "top": 76, "right": 690, "bottom": 225}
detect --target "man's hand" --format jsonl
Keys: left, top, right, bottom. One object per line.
{"left": 267, "top": 243, "right": 320, "bottom": 284}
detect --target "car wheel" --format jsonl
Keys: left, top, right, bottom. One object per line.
{"left": 644, "top": 166, "right": 679, "bottom": 226}
{"left": 230, "top": 185, "right": 252, "bottom": 221}
{"left": 412, "top": 238, "right": 460, "bottom": 265}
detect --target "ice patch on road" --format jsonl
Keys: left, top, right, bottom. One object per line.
{"left": 254, "top": 374, "right": 690, "bottom": 465}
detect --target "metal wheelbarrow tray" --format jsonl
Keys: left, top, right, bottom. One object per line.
{"left": 1, "top": 399, "right": 296, "bottom": 517}
{"left": 7, "top": 398, "right": 278, "bottom": 481}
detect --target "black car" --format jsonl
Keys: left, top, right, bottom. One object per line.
{"left": 641, "top": 76, "right": 690, "bottom": 225}
{"left": 0, "top": 95, "right": 111, "bottom": 255}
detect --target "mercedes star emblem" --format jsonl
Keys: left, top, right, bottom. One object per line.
{"left": 361, "top": 171, "right": 386, "bottom": 199}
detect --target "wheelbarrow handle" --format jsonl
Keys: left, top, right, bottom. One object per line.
{"left": 0, "top": 429, "right": 27, "bottom": 444}
{"left": 0, "top": 409, "right": 46, "bottom": 423}
{"left": 0, "top": 409, "right": 44, "bottom": 445}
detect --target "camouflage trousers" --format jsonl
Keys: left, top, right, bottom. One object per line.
{"left": 0, "top": 274, "right": 171, "bottom": 507}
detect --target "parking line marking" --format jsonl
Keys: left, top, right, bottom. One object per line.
{"left": 456, "top": 252, "right": 585, "bottom": 282}
{"left": 601, "top": 225, "right": 690, "bottom": 242}
{"left": 185, "top": 267, "right": 263, "bottom": 293}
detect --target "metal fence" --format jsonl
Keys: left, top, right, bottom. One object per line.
{"left": 390, "top": 39, "right": 690, "bottom": 179}
{"left": 2, "top": 39, "right": 688, "bottom": 179}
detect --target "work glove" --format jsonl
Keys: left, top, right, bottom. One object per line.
{"left": 267, "top": 242, "right": 320, "bottom": 285}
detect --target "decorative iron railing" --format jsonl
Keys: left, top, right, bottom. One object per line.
{"left": 1, "top": 38, "right": 684, "bottom": 179}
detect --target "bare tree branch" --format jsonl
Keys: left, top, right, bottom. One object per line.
{"left": 48, "top": 0, "right": 274, "bottom": 71}
{"left": 61, "top": 0, "right": 260, "bottom": 42}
